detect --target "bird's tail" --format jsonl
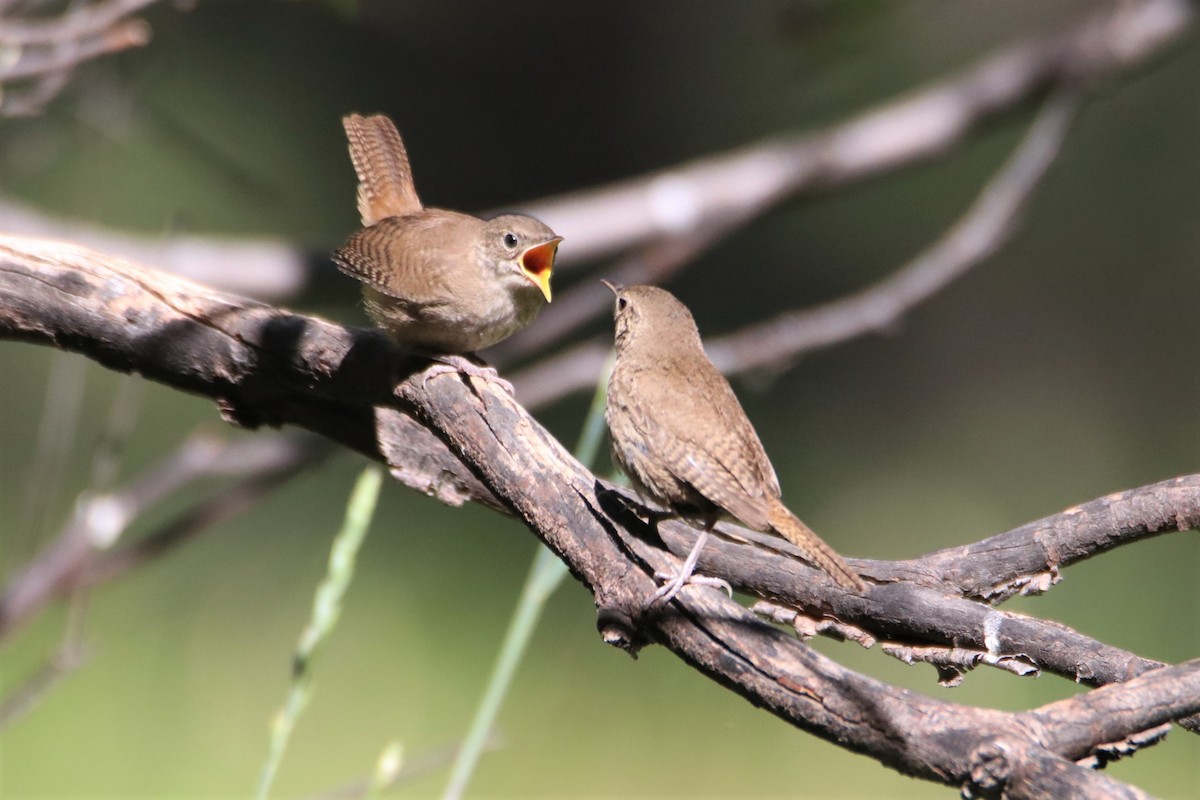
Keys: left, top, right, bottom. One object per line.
{"left": 343, "top": 113, "right": 423, "bottom": 226}
{"left": 766, "top": 499, "right": 867, "bottom": 592}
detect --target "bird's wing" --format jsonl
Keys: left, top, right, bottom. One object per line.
{"left": 332, "top": 216, "right": 457, "bottom": 304}
{"left": 343, "top": 114, "right": 423, "bottom": 226}
{"left": 635, "top": 357, "right": 780, "bottom": 530}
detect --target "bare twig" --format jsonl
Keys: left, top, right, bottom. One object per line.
{"left": 706, "top": 90, "right": 1080, "bottom": 373}
{"left": 0, "top": 0, "right": 158, "bottom": 44}
{"left": 522, "top": 0, "right": 1192, "bottom": 265}
{"left": 0, "top": 18, "right": 148, "bottom": 80}
{"left": 0, "top": 0, "right": 163, "bottom": 116}
{"left": 511, "top": 90, "right": 1080, "bottom": 407}
{"left": 0, "top": 430, "right": 326, "bottom": 640}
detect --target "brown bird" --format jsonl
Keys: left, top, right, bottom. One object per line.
{"left": 332, "top": 113, "right": 561, "bottom": 383}
{"left": 603, "top": 283, "right": 867, "bottom": 604}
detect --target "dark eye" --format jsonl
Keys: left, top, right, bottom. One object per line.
{"left": 503, "top": 232, "right": 519, "bottom": 249}
{"left": 616, "top": 297, "right": 628, "bottom": 311}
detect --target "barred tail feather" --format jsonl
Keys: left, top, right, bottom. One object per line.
{"left": 343, "top": 113, "right": 422, "bottom": 226}
{"left": 766, "top": 500, "right": 867, "bottom": 592}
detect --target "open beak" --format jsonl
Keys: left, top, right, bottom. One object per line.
{"left": 519, "top": 237, "right": 561, "bottom": 302}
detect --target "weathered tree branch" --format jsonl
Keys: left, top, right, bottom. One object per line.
{"left": 2, "top": 236, "right": 1198, "bottom": 796}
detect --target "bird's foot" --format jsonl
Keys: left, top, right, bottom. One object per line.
{"left": 421, "top": 355, "right": 515, "bottom": 396}
{"left": 644, "top": 528, "right": 729, "bottom": 607}
{"left": 647, "top": 570, "right": 732, "bottom": 607}
{"left": 648, "top": 570, "right": 733, "bottom": 606}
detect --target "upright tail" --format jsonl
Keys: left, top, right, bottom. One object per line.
{"left": 766, "top": 498, "right": 867, "bottom": 592}
{"left": 342, "top": 113, "right": 423, "bottom": 226}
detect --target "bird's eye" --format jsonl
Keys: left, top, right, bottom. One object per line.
{"left": 503, "top": 232, "right": 519, "bottom": 249}
{"left": 616, "top": 297, "right": 628, "bottom": 312}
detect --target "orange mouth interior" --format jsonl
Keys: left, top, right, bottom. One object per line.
{"left": 520, "top": 237, "right": 561, "bottom": 302}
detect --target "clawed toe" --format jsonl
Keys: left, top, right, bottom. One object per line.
{"left": 420, "top": 356, "right": 515, "bottom": 396}
{"left": 647, "top": 570, "right": 733, "bottom": 607}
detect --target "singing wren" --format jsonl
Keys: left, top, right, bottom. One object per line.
{"left": 332, "top": 113, "right": 561, "bottom": 381}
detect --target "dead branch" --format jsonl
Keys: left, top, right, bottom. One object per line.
{"left": 2, "top": 236, "right": 1199, "bottom": 796}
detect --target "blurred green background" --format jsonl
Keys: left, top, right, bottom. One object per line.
{"left": 2, "top": 1, "right": 1199, "bottom": 797}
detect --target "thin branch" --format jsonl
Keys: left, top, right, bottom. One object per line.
{"left": 899, "top": 473, "right": 1200, "bottom": 600}
{"left": 0, "top": 0, "right": 159, "bottom": 44}
{"left": 706, "top": 90, "right": 1080, "bottom": 374}
{"left": 0, "top": 18, "right": 149, "bottom": 80}
{"left": 83, "top": 436, "right": 330, "bottom": 583}
{"left": 522, "top": 0, "right": 1191, "bottom": 265}
{"left": 0, "top": 199, "right": 309, "bottom": 299}
{"left": 0, "top": 430, "right": 326, "bottom": 640}
{"left": 0, "top": 0, "right": 163, "bottom": 116}
{"left": 511, "top": 89, "right": 1080, "bottom": 407}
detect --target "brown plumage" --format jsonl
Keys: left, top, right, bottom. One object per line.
{"left": 332, "top": 113, "right": 561, "bottom": 355}
{"left": 603, "top": 283, "right": 866, "bottom": 601}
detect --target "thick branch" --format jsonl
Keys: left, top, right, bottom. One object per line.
{"left": 3, "top": 238, "right": 1199, "bottom": 795}
{"left": 4, "top": 236, "right": 1196, "bottom": 692}
{"left": 0, "top": 235, "right": 497, "bottom": 509}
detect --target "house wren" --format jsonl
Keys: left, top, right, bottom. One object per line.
{"left": 332, "top": 113, "right": 561, "bottom": 379}
{"left": 603, "top": 283, "right": 867, "bottom": 603}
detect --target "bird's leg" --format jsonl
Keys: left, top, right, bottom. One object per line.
{"left": 648, "top": 518, "right": 733, "bottom": 607}
{"left": 420, "top": 354, "right": 515, "bottom": 396}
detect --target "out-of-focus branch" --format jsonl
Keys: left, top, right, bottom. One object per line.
{"left": 0, "top": 198, "right": 308, "bottom": 299}
{"left": 523, "top": 0, "right": 1192, "bottom": 265}
{"left": 501, "top": 0, "right": 1188, "bottom": 402}
{"left": 0, "top": 0, "right": 157, "bottom": 44}
{"left": 705, "top": 90, "right": 1079, "bottom": 374}
{"left": 0, "top": 0, "right": 163, "bottom": 116}
{"left": 3, "top": 1, "right": 1187, "bottom": 299}
{"left": 510, "top": 89, "right": 1079, "bottom": 407}
{"left": 0, "top": 431, "right": 327, "bottom": 641}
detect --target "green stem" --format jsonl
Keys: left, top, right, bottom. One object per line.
{"left": 442, "top": 352, "right": 614, "bottom": 800}
{"left": 256, "top": 465, "right": 383, "bottom": 799}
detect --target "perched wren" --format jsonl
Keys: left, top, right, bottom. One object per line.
{"left": 603, "top": 283, "right": 867, "bottom": 603}
{"left": 332, "top": 113, "right": 561, "bottom": 379}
